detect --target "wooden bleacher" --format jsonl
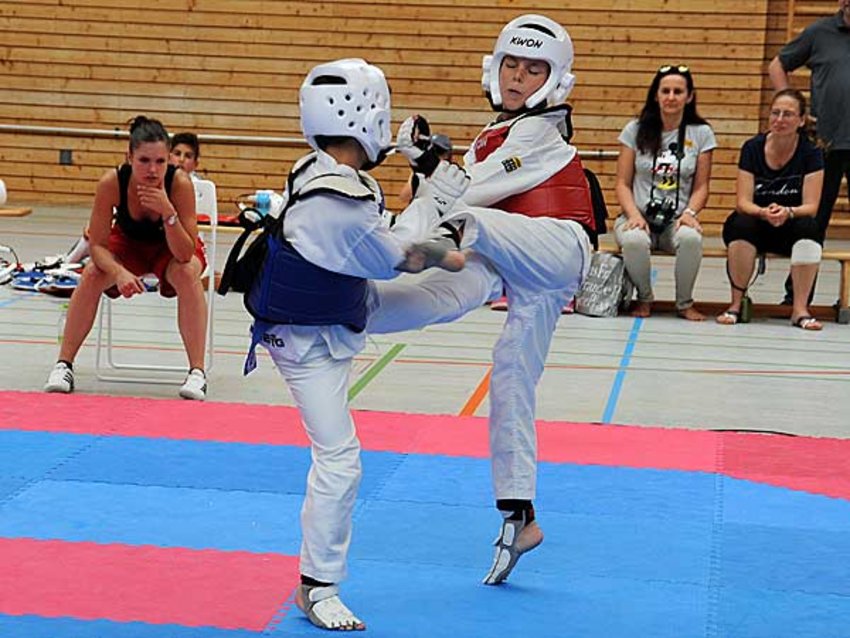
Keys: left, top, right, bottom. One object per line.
{"left": 2, "top": 0, "right": 846, "bottom": 234}
{"left": 597, "top": 241, "right": 850, "bottom": 323}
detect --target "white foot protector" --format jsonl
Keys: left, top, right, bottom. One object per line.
{"left": 295, "top": 584, "right": 366, "bottom": 631}
{"left": 482, "top": 517, "right": 544, "bottom": 585}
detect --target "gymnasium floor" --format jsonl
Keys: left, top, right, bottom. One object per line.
{"left": 1, "top": 206, "right": 849, "bottom": 637}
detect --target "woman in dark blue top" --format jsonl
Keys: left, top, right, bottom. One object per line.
{"left": 718, "top": 89, "right": 825, "bottom": 330}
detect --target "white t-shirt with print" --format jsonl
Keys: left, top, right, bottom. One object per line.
{"left": 618, "top": 120, "right": 717, "bottom": 217}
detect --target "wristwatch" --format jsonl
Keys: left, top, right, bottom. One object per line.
{"left": 683, "top": 207, "right": 698, "bottom": 218}
{"left": 165, "top": 213, "right": 178, "bottom": 226}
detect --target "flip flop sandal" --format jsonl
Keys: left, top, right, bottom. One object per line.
{"left": 715, "top": 310, "right": 740, "bottom": 325}
{"left": 792, "top": 315, "right": 822, "bottom": 331}
{"left": 295, "top": 584, "right": 365, "bottom": 631}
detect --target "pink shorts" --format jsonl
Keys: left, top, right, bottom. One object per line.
{"left": 107, "top": 225, "right": 207, "bottom": 298}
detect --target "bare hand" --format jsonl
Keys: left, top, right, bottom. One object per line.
{"left": 765, "top": 203, "right": 786, "bottom": 227}
{"left": 115, "top": 269, "right": 145, "bottom": 298}
{"left": 137, "top": 183, "right": 174, "bottom": 220}
{"left": 625, "top": 215, "right": 649, "bottom": 232}
{"left": 676, "top": 213, "right": 702, "bottom": 234}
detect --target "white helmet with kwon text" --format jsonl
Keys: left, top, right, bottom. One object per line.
{"left": 482, "top": 14, "right": 575, "bottom": 111}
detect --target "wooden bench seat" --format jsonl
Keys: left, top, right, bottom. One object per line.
{"left": 598, "top": 243, "right": 850, "bottom": 324}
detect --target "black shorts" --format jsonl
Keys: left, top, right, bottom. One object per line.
{"left": 722, "top": 212, "right": 821, "bottom": 255}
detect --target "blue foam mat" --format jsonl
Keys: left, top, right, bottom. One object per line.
{"left": 44, "top": 433, "right": 404, "bottom": 501}
{"left": 0, "top": 480, "right": 304, "bottom": 553}
{"left": 717, "top": 586, "right": 850, "bottom": 638}
{"left": 0, "top": 615, "right": 262, "bottom": 638}
{"left": 2, "top": 430, "right": 849, "bottom": 637}
{"left": 352, "top": 499, "right": 714, "bottom": 584}
{"left": 270, "top": 559, "right": 710, "bottom": 638}
{"left": 379, "top": 453, "right": 718, "bottom": 519}
{"left": 0, "top": 430, "right": 93, "bottom": 479}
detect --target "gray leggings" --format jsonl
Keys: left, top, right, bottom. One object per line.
{"left": 614, "top": 214, "right": 703, "bottom": 309}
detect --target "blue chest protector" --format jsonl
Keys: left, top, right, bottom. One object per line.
{"left": 243, "top": 165, "right": 384, "bottom": 374}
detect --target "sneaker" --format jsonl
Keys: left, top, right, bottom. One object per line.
{"left": 179, "top": 368, "right": 206, "bottom": 400}
{"left": 44, "top": 362, "right": 74, "bottom": 393}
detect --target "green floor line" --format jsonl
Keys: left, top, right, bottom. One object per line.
{"left": 348, "top": 343, "right": 406, "bottom": 400}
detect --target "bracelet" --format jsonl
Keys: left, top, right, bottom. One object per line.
{"left": 165, "top": 213, "right": 178, "bottom": 227}
{"left": 787, "top": 207, "right": 796, "bottom": 219}
{"left": 683, "top": 207, "right": 698, "bottom": 218}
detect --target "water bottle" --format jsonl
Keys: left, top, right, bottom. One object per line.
{"left": 254, "top": 190, "right": 273, "bottom": 217}
{"left": 740, "top": 294, "right": 753, "bottom": 324}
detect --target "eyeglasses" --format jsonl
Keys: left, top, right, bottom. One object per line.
{"left": 658, "top": 64, "right": 690, "bottom": 75}
{"left": 769, "top": 109, "right": 800, "bottom": 119}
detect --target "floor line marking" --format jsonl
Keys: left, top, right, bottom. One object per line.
{"left": 0, "top": 295, "right": 32, "bottom": 309}
{"left": 602, "top": 316, "right": 644, "bottom": 424}
{"left": 348, "top": 343, "right": 406, "bottom": 400}
{"left": 458, "top": 367, "right": 492, "bottom": 416}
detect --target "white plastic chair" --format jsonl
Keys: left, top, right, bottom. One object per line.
{"left": 94, "top": 178, "right": 218, "bottom": 384}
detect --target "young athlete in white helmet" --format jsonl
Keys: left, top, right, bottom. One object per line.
{"left": 245, "top": 58, "right": 468, "bottom": 631}
{"left": 368, "top": 14, "right": 597, "bottom": 586}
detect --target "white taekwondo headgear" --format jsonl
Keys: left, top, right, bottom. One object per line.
{"left": 300, "top": 58, "right": 392, "bottom": 165}
{"left": 482, "top": 14, "right": 576, "bottom": 111}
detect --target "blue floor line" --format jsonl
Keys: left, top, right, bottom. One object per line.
{"left": 601, "top": 317, "right": 643, "bottom": 424}
{"left": 600, "top": 269, "right": 655, "bottom": 424}
{"left": 0, "top": 296, "right": 27, "bottom": 308}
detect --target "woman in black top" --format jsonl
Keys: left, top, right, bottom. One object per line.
{"left": 717, "top": 89, "right": 825, "bottom": 329}
{"left": 45, "top": 116, "right": 210, "bottom": 398}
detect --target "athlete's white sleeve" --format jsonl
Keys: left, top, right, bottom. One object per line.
{"left": 462, "top": 114, "right": 576, "bottom": 208}
{"left": 386, "top": 196, "right": 443, "bottom": 245}
{"left": 285, "top": 193, "right": 406, "bottom": 281}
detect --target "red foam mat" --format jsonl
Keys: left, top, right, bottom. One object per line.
{"left": 2, "top": 391, "right": 849, "bottom": 500}
{"left": 0, "top": 537, "right": 298, "bottom": 630}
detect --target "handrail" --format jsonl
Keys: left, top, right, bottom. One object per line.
{"left": 0, "top": 123, "right": 307, "bottom": 146}
{"left": 0, "top": 122, "right": 618, "bottom": 159}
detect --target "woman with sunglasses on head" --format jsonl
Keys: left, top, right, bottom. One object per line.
{"left": 615, "top": 64, "right": 716, "bottom": 320}
{"left": 717, "top": 89, "right": 824, "bottom": 330}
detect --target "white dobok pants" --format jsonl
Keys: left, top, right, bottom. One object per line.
{"left": 266, "top": 338, "right": 361, "bottom": 584}
{"left": 369, "top": 206, "right": 591, "bottom": 501}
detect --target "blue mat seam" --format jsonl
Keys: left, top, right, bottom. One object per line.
{"left": 704, "top": 439, "right": 726, "bottom": 638}
{"left": 353, "top": 452, "right": 409, "bottom": 522}
{"left": 0, "top": 435, "right": 111, "bottom": 512}
{"left": 40, "top": 476, "right": 306, "bottom": 497}
{"left": 262, "top": 587, "right": 298, "bottom": 635}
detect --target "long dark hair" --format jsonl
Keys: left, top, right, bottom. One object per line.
{"left": 128, "top": 115, "right": 169, "bottom": 152}
{"left": 635, "top": 67, "right": 709, "bottom": 156}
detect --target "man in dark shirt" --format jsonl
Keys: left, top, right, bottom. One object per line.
{"left": 769, "top": 0, "right": 850, "bottom": 302}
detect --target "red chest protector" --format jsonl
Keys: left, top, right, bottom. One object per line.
{"left": 472, "top": 121, "right": 596, "bottom": 231}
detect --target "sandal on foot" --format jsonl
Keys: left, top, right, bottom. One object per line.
{"left": 482, "top": 516, "right": 544, "bottom": 585}
{"left": 715, "top": 310, "right": 740, "bottom": 325}
{"left": 295, "top": 584, "right": 365, "bottom": 631}
{"left": 792, "top": 315, "right": 823, "bottom": 331}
